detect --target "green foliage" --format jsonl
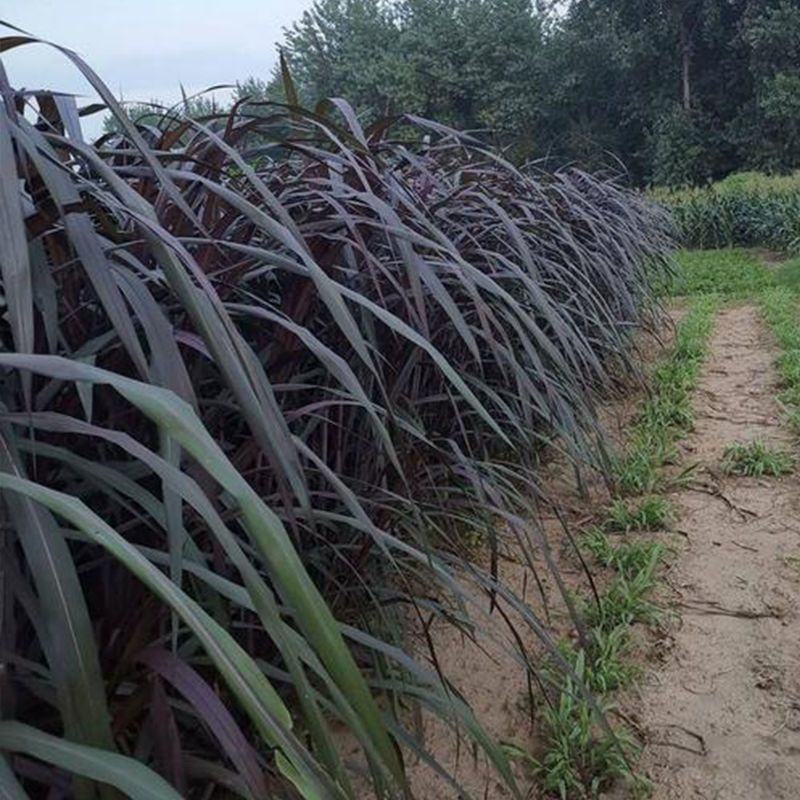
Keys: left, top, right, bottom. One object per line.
{"left": 583, "top": 548, "right": 662, "bottom": 632}
{"left": 760, "top": 289, "right": 800, "bottom": 434}
{"left": 654, "top": 173, "right": 800, "bottom": 252}
{"left": 533, "top": 525, "right": 665, "bottom": 795}
{"left": 254, "top": 0, "right": 800, "bottom": 182}
{"left": 276, "top": 0, "right": 543, "bottom": 155}
{"left": 761, "top": 288, "right": 800, "bottom": 435}
{"left": 739, "top": 1, "right": 800, "bottom": 172}
{"left": 771, "top": 258, "right": 800, "bottom": 291}
{"left": 615, "top": 295, "right": 717, "bottom": 494}
{"left": 605, "top": 496, "right": 671, "bottom": 533}
{"left": 721, "top": 439, "right": 794, "bottom": 477}
{"left": 534, "top": 651, "right": 637, "bottom": 800}
{"left": 584, "top": 529, "right": 665, "bottom": 580}
{"left": 650, "top": 105, "right": 718, "bottom": 188}
{"left": 669, "top": 248, "right": 773, "bottom": 297}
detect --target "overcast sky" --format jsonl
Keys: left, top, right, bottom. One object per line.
{"left": 1, "top": 1, "right": 316, "bottom": 134}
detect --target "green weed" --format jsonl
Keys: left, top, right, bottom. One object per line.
{"left": 669, "top": 248, "right": 772, "bottom": 297}
{"left": 721, "top": 439, "right": 794, "bottom": 477}
{"left": 559, "top": 625, "right": 640, "bottom": 695}
{"left": 583, "top": 544, "right": 663, "bottom": 632}
{"left": 606, "top": 496, "right": 671, "bottom": 533}
{"left": 584, "top": 529, "right": 666, "bottom": 578}
{"left": 614, "top": 295, "right": 717, "bottom": 493}
{"left": 534, "top": 651, "right": 638, "bottom": 800}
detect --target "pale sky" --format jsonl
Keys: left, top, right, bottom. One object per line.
{"left": 1, "top": 0, "right": 316, "bottom": 135}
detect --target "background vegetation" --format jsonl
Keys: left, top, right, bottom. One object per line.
{"left": 653, "top": 172, "right": 800, "bottom": 251}
{"left": 181, "top": 0, "right": 800, "bottom": 186}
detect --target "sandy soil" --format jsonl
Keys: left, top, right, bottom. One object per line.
{"left": 637, "top": 304, "right": 800, "bottom": 799}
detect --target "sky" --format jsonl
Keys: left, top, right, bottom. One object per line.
{"left": 1, "top": 0, "right": 316, "bottom": 135}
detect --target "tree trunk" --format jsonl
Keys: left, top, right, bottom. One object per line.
{"left": 679, "top": 14, "right": 692, "bottom": 110}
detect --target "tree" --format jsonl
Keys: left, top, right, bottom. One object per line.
{"left": 281, "top": 0, "right": 400, "bottom": 114}
{"left": 104, "top": 0, "right": 800, "bottom": 183}
{"left": 738, "top": 0, "right": 800, "bottom": 171}
{"left": 275, "top": 0, "right": 544, "bottom": 154}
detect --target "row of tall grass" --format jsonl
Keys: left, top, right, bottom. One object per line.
{"left": 0, "top": 31, "right": 672, "bottom": 799}
{"left": 652, "top": 171, "right": 800, "bottom": 253}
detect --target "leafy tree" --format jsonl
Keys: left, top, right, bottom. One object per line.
{"left": 103, "top": 0, "right": 800, "bottom": 184}
{"left": 738, "top": 1, "right": 800, "bottom": 171}
{"left": 276, "top": 0, "right": 544, "bottom": 154}
{"left": 281, "top": 0, "right": 400, "bottom": 114}
{"left": 650, "top": 104, "right": 717, "bottom": 186}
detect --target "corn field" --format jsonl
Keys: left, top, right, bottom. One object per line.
{"left": 0, "top": 33, "right": 674, "bottom": 799}
{"left": 652, "top": 171, "right": 800, "bottom": 253}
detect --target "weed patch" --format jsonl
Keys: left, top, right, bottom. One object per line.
{"left": 606, "top": 496, "right": 671, "bottom": 533}
{"left": 721, "top": 440, "right": 794, "bottom": 477}
{"left": 760, "top": 287, "right": 800, "bottom": 434}
{"left": 615, "top": 295, "right": 717, "bottom": 493}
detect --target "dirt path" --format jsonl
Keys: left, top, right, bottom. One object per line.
{"left": 639, "top": 304, "right": 800, "bottom": 798}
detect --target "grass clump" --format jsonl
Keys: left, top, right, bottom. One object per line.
{"left": 721, "top": 440, "right": 794, "bottom": 477}
{"left": 534, "top": 651, "right": 639, "bottom": 800}
{"left": 584, "top": 529, "right": 666, "bottom": 580}
{"left": 583, "top": 547, "right": 663, "bottom": 632}
{"left": 606, "top": 496, "right": 671, "bottom": 532}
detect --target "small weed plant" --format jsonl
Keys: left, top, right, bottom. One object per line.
{"left": 534, "top": 651, "right": 638, "bottom": 800}
{"left": 721, "top": 440, "right": 794, "bottom": 477}
{"left": 606, "top": 496, "right": 671, "bottom": 533}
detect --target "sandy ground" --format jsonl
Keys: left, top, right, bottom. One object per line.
{"left": 637, "top": 304, "right": 800, "bottom": 798}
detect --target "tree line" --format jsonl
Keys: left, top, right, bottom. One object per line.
{"left": 109, "top": 1, "right": 800, "bottom": 186}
